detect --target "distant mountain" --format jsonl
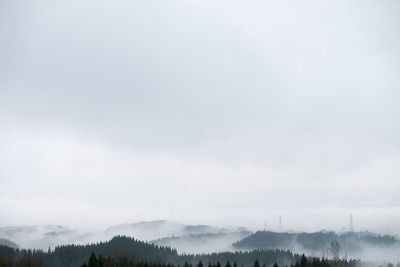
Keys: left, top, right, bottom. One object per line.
{"left": 0, "top": 221, "right": 249, "bottom": 252}
{"left": 0, "top": 225, "right": 90, "bottom": 250}
{"left": 104, "top": 220, "right": 185, "bottom": 241}
{"left": 233, "top": 230, "right": 400, "bottom": 261}
{"left": 152, "top": 230, "right": 252, "bottom": 254}
{"left": 0, "top": 238, "right": 18, "bottom": 249}
{"left": 104, "top": 220, "right": 246, "bottom": 242}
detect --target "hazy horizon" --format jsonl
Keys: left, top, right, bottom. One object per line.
{"left": 1, "top": 0, "right": 399, "bottom": 237}
{"left": 1, "top": 219, "right": 400, "bottom": 262}
{"left": 0, "top": 217, "right": 396, "bottom": 237}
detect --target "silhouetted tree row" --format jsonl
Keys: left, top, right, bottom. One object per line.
{"left": 0, "top": 236, "right": 398, "bottom": 267}
{"left": 0, "top": 245, "right": 45, "bottom": 267}
{"left": 77, "top": 252, "right": 371, "bottom": 267}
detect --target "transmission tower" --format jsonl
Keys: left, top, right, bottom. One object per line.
{"left": 349, "top": 214, "right": 354, "bottom": 232}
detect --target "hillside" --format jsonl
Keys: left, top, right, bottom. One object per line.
{"left": 105, "top": 221, "right": 247, "bottom": 241}
{"left": 152, "top": 231, "right": 252, "bottom": 254}
{"left": 0, "top": 238, "right": 19, "bottom": 249}
{"left": 233, "top": 231, "right": 400, "bottom": 260}
{"left": 0, "top": 221, "right": 249, "bottom": 250}
{"left": 0, "top": 225, "right": 84, "bottom": 249}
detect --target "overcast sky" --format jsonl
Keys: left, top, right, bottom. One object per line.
{"left": 0, "top": 0, "right": 399, "bottom": 234}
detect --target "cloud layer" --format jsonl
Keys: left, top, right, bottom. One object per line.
{"left": 0, "top": 0, "right": 399, "bottom": 233}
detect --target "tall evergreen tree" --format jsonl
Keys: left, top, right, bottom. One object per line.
{"left": 88, "top": 252, "right": 98, "bottom": 267}
{"left": 300, "top": 255, "right": 307, "bottom": 267}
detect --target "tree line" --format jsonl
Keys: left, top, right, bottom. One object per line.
{"left": 0, "top": 236, "right": 398, "bottom": 267}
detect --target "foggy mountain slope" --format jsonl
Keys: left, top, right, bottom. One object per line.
{"left": 104, "top": 220, "right": 184, "bottom": 241}
{"left": 104, "top": 220, "right": 244, "bottom": 241}
{"left": 0, "top": 220, "right": 249, "bottom": 251}
{"left": 0, "top": 221, "right": 188, "bottom": 249}
{"left": 152, "top": 230, "right": 252, "bottom": 254}
{"left": 0, "top": 225, "right": 97, "bottom": 250}
{"left": 3, "top": 220, "right": 399, "bottom": 262}
{"left": 233, "top": 230, "right": 400, "bottom": 261}
{"left": 0, "top": 225, "right": 72, "bottom": 248}
{"left": 0, "top": 238, "right": 18, "bottom": 249}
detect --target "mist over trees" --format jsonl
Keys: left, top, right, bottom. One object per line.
{"left": 0, "top": 236, "right": 300, "bottom": 267}
{"left": 233, "top": 231, "right": 398, "bottom": 254}
{"left": 1, "top": 235, "right": 399, "bottom": 267}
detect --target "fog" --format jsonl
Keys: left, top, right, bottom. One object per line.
{"left": 255, "top": 240, "right": 400, "bottom": 264}
{"left": 1, "top": 221, "right": 400, "bottom": 263}
{"left": 280, "top": 239, "right": 400, "bottom": 263}
{"left": 0, "top": 220, "right": 248, "bottom": 251}
{"left": 0, "top": 0, "right": 400, "bottom": 243}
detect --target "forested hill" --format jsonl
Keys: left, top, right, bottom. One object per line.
{"left": 233, "top": 231, "right": 399, "bottom": 253}
{"left": 0, "top": 236, "right": 178, "bottom": 267}
{"left": 53, "top": 236, "right": 180, "bottom": 266}
{"left": 152, "top": 231, "right": 252, "bottom": 254}
{"left": 0, "top": 238, "right": 19, "bottom": 249}
{"left": 0, "top": 236, "right": 302, "bottom": 267}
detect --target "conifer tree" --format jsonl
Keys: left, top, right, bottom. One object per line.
{"left": 88, "top": 251, "right": 99, "bottom": 267}
{"left": 300, "top": 255, "right": 307, "bottom": 267}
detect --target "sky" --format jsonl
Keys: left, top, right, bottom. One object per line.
{"left": 0, "top": 0, "right": 400, "bottom": 234}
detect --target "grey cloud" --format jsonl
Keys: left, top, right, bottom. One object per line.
{"left": 0, "top": 0, "right": 399, "bottom": 233}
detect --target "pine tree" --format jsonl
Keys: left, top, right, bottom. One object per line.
{"left": 300, "top": 255, "right": 307, "bottom": 267}
{"left": 98, "top": 254, "right": 105, "bottom": 267}
{"left": 88, "top": 251, "right": 99, "bottom": 267}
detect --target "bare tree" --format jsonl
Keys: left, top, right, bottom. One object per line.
{"left": 328, "top": 239, "right": 341, "bottom": 267}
